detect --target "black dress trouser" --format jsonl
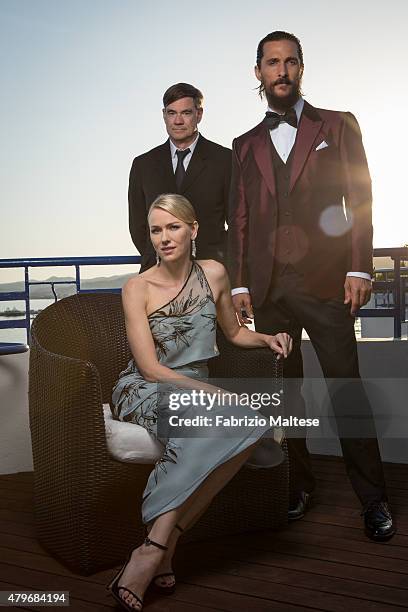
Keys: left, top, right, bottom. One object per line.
{"left": 253, "top": 267, "right": 387, "bottom": 506}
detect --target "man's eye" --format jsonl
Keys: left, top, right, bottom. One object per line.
{"left": 182, "top": 111, "right": 192, "bottom": 116}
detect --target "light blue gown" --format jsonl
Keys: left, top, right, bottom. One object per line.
{"left": 112, "top": 261, "right": 282, "bottom": 524}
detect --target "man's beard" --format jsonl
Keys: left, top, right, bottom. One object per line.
{"left": 265, "top": 78, "right": 302, "bottom": 111}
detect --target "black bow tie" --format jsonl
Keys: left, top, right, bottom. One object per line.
{"left": 265, "top": 108, "right": 298, "bottom": 130}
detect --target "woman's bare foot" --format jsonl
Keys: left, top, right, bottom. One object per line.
{"left": 118, "top": 540, "right": 166, "bottom": 610}
{"left": 152, "top": 528, "right": 180, "bottom": 589}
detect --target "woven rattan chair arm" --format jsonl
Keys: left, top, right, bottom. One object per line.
{"left": 29, "top": 337, "right": 110, "bottom": 468}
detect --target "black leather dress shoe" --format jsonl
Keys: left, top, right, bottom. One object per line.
{"left": 363, "top": 501, "right": 396, "bottom": 541}
{"left": 288, "top": 491, "right": 313, "bottom": 521}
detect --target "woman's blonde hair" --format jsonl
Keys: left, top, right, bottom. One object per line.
{"left": 148, "top": 193, "right": 197, "bottom": 225}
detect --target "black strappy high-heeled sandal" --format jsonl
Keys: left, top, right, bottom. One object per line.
{"left": 106, "top": 536, "right": 169, "bottom": 611}
{"left": 151, "top": 524, "right": 184, "bottom": 596}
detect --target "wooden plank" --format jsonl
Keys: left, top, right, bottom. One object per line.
{"left": 0, "top": 497, "right": 36, "bottom": 513}
{"left": 1, "top": 461, "right": 407, "bottom": 611}
{"left": 0, "top": 509, "right": 34, "bottom": 525}
{"left": 175, "top": 569, "right": 403, "bottom": 611}
{"left": 0, "top": 533, "right": 47, "bottom": 555}
{"left": 179, "top": 538, "right": 408, "bottom": 590}
{"left": 176, "top": 552, "right": 408, "bottom": 608}
{"left": 301, "top": 509, "right": 408, "bottom": 537}
{"left": 314, "top": 471, "right": 408, "bottom": 492}
{"left": 307, "top": 505, "right": 408, "bottom": 533}
{"left": 311, "top": 490, "right": 408, "bottom": 514}
{"left": 314, "top": 475, "right": 408, "bottom": 499}
{"left": 1, "top": 547, "right": 89, "bottom": 579}
{"left": 0, "top": 481, "right": 34, "bottom": 495}
{"left": 0, "top": 564, "right": 300, "bottom": 612}
{"left": 0, "top": 488, "right": 33, "bottom": 502}
{"left": 0, "top": 562, "right": 122, "bottom": 608}
{"left": 172, "top": 582, "right": 320, "bottom": 612}
{"left": 0, "top": 581, "right": 111, "bottom": 612}
{"left": 311, "top": 457, "right": 408, "bottom": 482}
{"left": 287, "top": 520, "right": 408, "bottom": 550}
{"left": 0, "top": 473, "right": 33, "bottom": 484}
{"left": 0, "top": 519, "right": 37, "bottom": 538}
{"left": 273, "top": 528, "right": 408, "bottom": 561}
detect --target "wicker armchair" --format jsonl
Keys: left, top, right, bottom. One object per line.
{"left": 29, "top": 293, "right": 288, "bottom": 575}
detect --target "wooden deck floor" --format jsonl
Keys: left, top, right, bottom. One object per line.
{"left": 1, "top": 455, "right": 407, "bottom": 612}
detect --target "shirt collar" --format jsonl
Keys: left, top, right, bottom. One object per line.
{"left": 267, "top": 97, "right": 304, "bottom": 123}
{"left": 169, "top": 132, "right": 200, "bottom": 158}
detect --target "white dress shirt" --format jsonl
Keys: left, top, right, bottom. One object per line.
{"left": 169, "top": 133, "right": 200, "bottom": 173}
{"left": 269, "top": 97, "right": 304, "bottom": 163}
{"left": 231, "top": 98, "right": 371, "bottom": 297}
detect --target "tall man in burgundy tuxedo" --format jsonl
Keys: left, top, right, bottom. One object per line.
{"left": 228, "top": 31, "right": 395, "bottom": 540}
{"left": 129, "top": 82, "right": 231, "bottom": 272}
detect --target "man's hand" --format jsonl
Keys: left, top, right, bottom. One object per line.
{"left": 232, "top": 292, "right": 253, "bottom": 325}
{"left": 344, "top": 277, "right": 372, "bottom": 316}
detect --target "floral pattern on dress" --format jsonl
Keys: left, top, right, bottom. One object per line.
{"left": 153, "top": 440, "right": 180, "bottom": 484}
{"left": 111, "top": 261, "right": 218, "bottom": 427}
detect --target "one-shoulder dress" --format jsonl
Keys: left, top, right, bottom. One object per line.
{"left": 111, "top": 261, "right": 281, "bottom": 524}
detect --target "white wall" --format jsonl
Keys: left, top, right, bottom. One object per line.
{"left": 0, "top": 352, "right": 33, "bottom": 474}
{"left": 303, "top": 339, "right": 408, "bottom": 463}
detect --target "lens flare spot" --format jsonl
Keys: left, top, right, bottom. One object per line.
{"left": 319, "top": 205, "right": 352, "bottom": 237}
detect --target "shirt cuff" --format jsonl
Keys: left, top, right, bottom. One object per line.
{"left": 346, "top": 272, "right": 372, "bottom": 281}
{"left": 231, "top": 287, "right": 249, "bottom": 296}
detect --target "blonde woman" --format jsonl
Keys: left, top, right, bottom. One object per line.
{"left": 108, "top": 193, "right": 292, "bottom": 611}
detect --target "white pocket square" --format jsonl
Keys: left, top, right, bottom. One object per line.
{"left": 316, "top": 140, "right": 329, "bottom": 151}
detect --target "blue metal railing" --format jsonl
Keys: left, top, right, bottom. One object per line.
{"left": 0, "top": 249, "right": 407, "bottom": 355}
{"left": 0, "top": 256, "right": 140, "bottom": 355}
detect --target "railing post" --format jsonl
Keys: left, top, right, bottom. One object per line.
{"left": 75, "top": 265, "right": 80, "bottom": 293}
{"left": 24, "top": 266, "right": 30, "bottom": 344}
{"left": 393, "top": 256, "right": 402, "bottom": 339}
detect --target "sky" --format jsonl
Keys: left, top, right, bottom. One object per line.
{"left": 1, "top": 0, "right": 407, "bottom": 283}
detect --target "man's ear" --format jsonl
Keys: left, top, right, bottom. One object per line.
{"left": 254, "top": 64, "right": 262, "bottom": 82}
{"left": 196, "top": 107, "right": 203, "bottom": 124}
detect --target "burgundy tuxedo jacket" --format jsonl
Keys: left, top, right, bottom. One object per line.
{"left": 228, "top": 101, "right": 373, "bottom": 307}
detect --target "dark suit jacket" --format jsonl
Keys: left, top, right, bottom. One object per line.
{"left": 228, "top": 101, "right": 373, "bottom": 306}
{"left": 128, "top": 135, "right": 231, "bottom": 271}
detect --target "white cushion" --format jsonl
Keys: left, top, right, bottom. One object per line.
{"left": 103, "top": 404, "right": 163, "bottom": 463}
{"left": 103, "top": 405, "right": 284, "bottom": 465}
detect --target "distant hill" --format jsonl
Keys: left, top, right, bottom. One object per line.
{"left": 0, "top": 273, "right": 135, "bottom": 299}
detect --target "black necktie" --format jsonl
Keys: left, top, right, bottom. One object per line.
{"left": 265, "top": 108, "right": 298, "bottom": 130}
{"left": 175, "top": 148, "right": 191, "bottom": 190}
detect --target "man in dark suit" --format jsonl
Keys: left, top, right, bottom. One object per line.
{"left": 128, "top": 82, "right": 231, "bottom": 271}
{"left": 228, "top": 31, "right": 395, "bottom": 540}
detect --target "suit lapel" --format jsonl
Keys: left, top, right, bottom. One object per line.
{"left": 181, "top": 134, "right": 207, "bottom": 193}
{"left": 154, "top": 140, "right": 177, "bottom": 190}
{"left": 290, "top": 101, "right": 323, "bottom": 192}
{"left": 252, "top": 122, "right": 276, "bottom": 198}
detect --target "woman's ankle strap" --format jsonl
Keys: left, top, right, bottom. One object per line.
{"left": 144, "top": 536, "right": 168, "bottom": 551}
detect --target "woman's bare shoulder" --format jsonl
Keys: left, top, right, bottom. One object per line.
{"left": 197, "top": 259, "right": 227, "bottom": 281}
{"left": 122, "top": 274, "right": 149, "bottom": 306}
